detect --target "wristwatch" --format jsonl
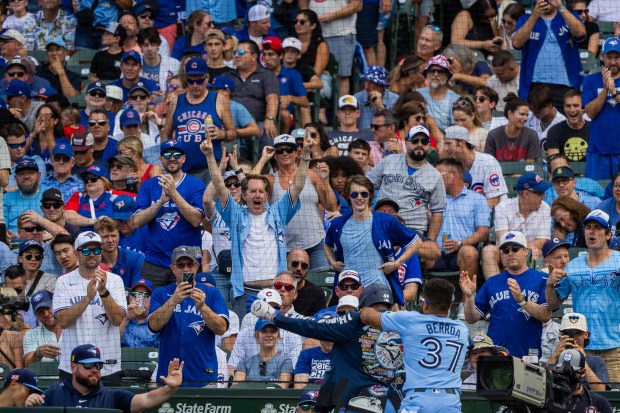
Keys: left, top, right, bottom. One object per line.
{"left": 265, "top": 115, "right": 275, "bottom": 121}
{"left": 612, "top": 90, "right": 620, "bottom": 98}
{"left": 99, "top": 290, "right": 110, "bottom": 298}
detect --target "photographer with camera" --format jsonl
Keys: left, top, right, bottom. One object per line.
{"left": 546, "top": 313, "right": 609, "bottom": 391}
{"left": 148, "top": 246, "right": 229, "bottom": 387}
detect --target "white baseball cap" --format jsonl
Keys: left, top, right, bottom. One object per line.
{"left": 248, "top": 4, "right": 270, "bottom": 22}
{"left": 282, "top": 37, "right": 302, "bottom": 52}
{"left": 74, "top": 231, "right": 102, "bottom": 249}
{"left": 257, "top": 288, "right": 283, "bottom": 307}
{"left": 499, "top": 231, "right": 527, "bottom": 249}
{"left": 338, "top": 95, "right": 358, "bottom": 109}
{"left": 406, "top": 125, "right": 430, "bottom": 140}
{"left": 105, "top": 85, "right": 123, "bottom": 101}
{"left": 337, "top": 295, "right": 359, "bottom": 310}
{"left": 560, "top": 313, "right": 588, "bottom": 333}
{"left": 338, "top": 270, "right": 360, "bottom": 284}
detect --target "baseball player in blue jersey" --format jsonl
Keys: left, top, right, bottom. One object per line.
{"left": 360, "top": 278, "right": 468, "bottom": 413}
{"left": 252, "top": 283, "right": 404, "bottom": 413}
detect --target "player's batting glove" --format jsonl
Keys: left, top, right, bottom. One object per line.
{"left": 246, "top": 294, "right": 259, "bottom": 313}
{"left": 251, "top": 300, "right": 277, "bottom": 322}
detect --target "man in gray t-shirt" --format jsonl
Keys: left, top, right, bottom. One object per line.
{"left": 367, "top": 125, "right": 444, "bottom": 266}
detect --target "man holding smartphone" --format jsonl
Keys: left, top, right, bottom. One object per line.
{"left": 148, "top": 245, "right": 229, "bottom": 387}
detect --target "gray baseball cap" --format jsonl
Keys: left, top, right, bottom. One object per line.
{"left": 359, "top": 283, "right": 393, "bottom": 308}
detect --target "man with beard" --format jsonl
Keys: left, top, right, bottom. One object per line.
{"left": 52, "top": 232, "right": 127, "bottom": 382}
{"left": 367, "top": 126, "right": 445, "bottom": 260}
{"left": 416, "top": 56, "right": 460, "bottom": 131}
{"left": 289, "top": 249, "right": 326, "bottom": 317}
{"left": 583, "top": 37, "right": 620, "bottom": 180}
{"left": 23, "top": 290, "right": 62, "bottom": 366}
{"left": 4, "top": 158, "right": 43, "bottom": 233}
{"left": 25, "top": 344, "right": 184, "bottom": 410}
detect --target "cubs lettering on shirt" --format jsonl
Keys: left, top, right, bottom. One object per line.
{"left": 468, "top": 151, "right": 508, "bottom": 200}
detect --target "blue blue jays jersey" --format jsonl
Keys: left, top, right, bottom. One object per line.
{"left": 475, "top": 269, "right": 548, "bottom": 358}
{"left": 148, "top": 283, "right": 228, "bottom": 387}
{"left": 557, "top": 251, "right": 620, "bottom": 350}
{"left": 172, "top": 92, "right": 223, "bottom": 171}
{"left": 381, "top": 311, "right": 468, "bottom": 393}
{"left": 134, "top": 173, "right": 205, "bottom": 267}
{"left": 111, "top": 247, "right": 145, "bottom": 288}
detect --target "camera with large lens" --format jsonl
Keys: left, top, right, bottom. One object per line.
{"left": 0, "top": 294, "right": 29, "bottom": 321}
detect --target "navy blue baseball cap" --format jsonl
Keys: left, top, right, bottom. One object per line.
{"left": 86, "top": 81, "right": 106, "bottom": 94}
{"left": 514, "top": 173, "right": 551, "bottom": 193}
{"left": 542, "top": 237, "right": 571, "bottom": 258}
{"left": 111, "top": 194, "right": 134, "bottom": 221}
{"left": 129, "top": 82, "right": 151, "bottom": 96}
{"left": 185, "top": 57, "right": 208, "bottom": 75}
{"left": 4, "top": 369, "right": 42, "bottom": 394}
{"left": 160, "top": 139, "right": 184, "bottom": 154}
{"left": 255, "top": 318, "right": 278, "bottom": 331}
{"left": 196, "top": 272, "right": 217, "bottom": 287}
{"left": 71, "top": 344, "right": 105, "bottom": 364}
{"left": 30, "top": 290, "right": 53, "bottom": 313}
{"left": 299, "top": 389, "right": 319, "bottom": 405}
{"left": 359, "top": 283, "right": 394, "bottom": 308}
{"left": 210, "top": 76, "right": 235, "bottom": 91}
{"left": 18, "top": 239, "right": 44, "bottom": 255}
{"left": 121, "top": 50, "right": 142, "bottom": 65}
{"left": 14, "top": 157, "right": 39, "bottom": 173}
{"left": 120, "top": 108, "right": 141, "bottom": 128}
{"left": 130, "top": 278, "right": 154, "bottom": 293}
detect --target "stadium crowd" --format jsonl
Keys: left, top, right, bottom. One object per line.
{"left": 0, "top": 0, "right": 620, "bottom": 411}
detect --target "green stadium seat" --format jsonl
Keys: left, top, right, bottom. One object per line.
{"left": 68, "top": 95, "right": 86, "bottom": 109}
{"left": 508, "top": 49, "right": 522, "bottom": 63}
{"left": 121, "top": 347, "right": 159, "bottom": 363}
{"left": 67, "top": 409, "right": 122, "bottom": 413}
{"left": 2, "top": 409, "right": 63, "bottom": 413}
{"left": 597, "top": 21, "right": 616, "bottom": 39}
{"left": 568, "top": 247, "right": 588, "bottom": 261}
{"left": 28, "top": 361, "right": 60, "bottom": 380}
{"left": 305, "top": 270, "right": 336, "bottom": 288}
{"left": 31, "top": 50, "right": 47, "bottom": 63}
{"left": 231, "top": 381, "right": 283, "bottom": 389}
{"left": 570, "top": 162, "right": 586, "bottom": 176}
{"left": 120, "top": 361, "right": 156, "bottom": 383}
{"left": 68, "top": 50, "right": 97, "bottom": 66}
{"left": 579, "top": 50, "right": 598, "bottom": 74}
{"left": 499, "top": 161, "right": 543, "bottom": 177}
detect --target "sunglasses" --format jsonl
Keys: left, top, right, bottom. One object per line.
{"left": 500, "top": 245, "right": 522, "bottom": 255}
{"left": 130, "top": 291, "right": 151, "bottom": 298}
{"left": 42, "top": 202, "right": 63, "bottom": 210}
{"left": 295, "top": 19, "right": 307, "bottom": 25}
{"left": 291, "top": 261, "right": 309, "bottom": 269}
{"left": 350, "top": 191, "right": 369, "bottom": 199}
{"left": 225, "top": 181, "right": 241, "bottom": 189}
{"left": 83, "top": 176, "right": 99, "bottom": 184}
{"left": 275, "top": 147, "right": 296, "bottom": 155}
{"left": 23, "top": 225, "right": 44, "bottom": 233}
{"left": 138, "top": 13, "right": 154, "bottom": 19}
{"left": 574, "top": 8, "right": 588, "bottom": 14}
{"left": 187, "top": 76, "right": 207, "bottom": 85}
{"left": 273, "top": 281, "right": 295, "bottom": 292}
{"left": 338, "top": 282, "right": 361, "bottom": 291}
{"left": 162, "top": 151, "right": 183, "bottom": 160}
{"left": 259, "top": 361, "right": 267, "bottom": 376}
{"left": 233, "top": 49, "right": 247, "bottom": 56}
{"left": 24, "top": 253, "right": 43, "bottom": 261}
{"left": 53, "top": 155, "right": 70, "bottom": 163}
{"left": 453, "top": 100, "right": 472, "bottom": 108}
{"left": 88, "top": 91, "right": 106, "bottom": 98}
{"left": 80, "top": 247, "right": 102, "bottom": 256}
{"left": 129, "top": 94, "right": 148, "bottom": 101}
{"left": 420, "top": 297, "right": 432, "bottom": 305}
{"left": 7, "top": 71, "right": 25, "bottom": 78}
{"left": 110, "top": 163, "right": 125, "bottom": 170}
{"left": 408, "top": 137, "right": 430, "bottom": 145}
{"left": 501, "top": 19, "right": 515, "bottom": 25}
{"left": 81, "top": 362, "right": 104, "bottom": 370}
{"left": 427, "top": 69, "right": 448, "bottom": 75}
{"left": 476, "top": 96, "right": 489, "bottom": 103}
{"left": 425, "top": 24, "right": 441, "bottom": 31}
{"left": 88, "top": 119, "right": 107, "bottom": 126}
{"left": 8, "top": 142, "right": 26, "bottom": 149}
{"left": 299, "top": 404, "right": 314, "bottom": 412}
{"left": 75, "top": 150, "right": 89, "bottom": 155}
{"left": 370, "top": 124, "right": 388, "bottom": 130}
{"left": 413, "top": 115, "right": 427, "bottom": 123}
{"left": 205, "top": 21, "right": 215, "bottom": 28}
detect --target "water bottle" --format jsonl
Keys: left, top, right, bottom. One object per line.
{"left": 205, "top": 114, "right": 214, "bottom": 137}
{"left": 441, "top": 233, "right": 451, "bottom": 253}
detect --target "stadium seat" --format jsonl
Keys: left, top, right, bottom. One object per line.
{"left": 568, "top": 248, "right": 588, "bottom": 261}
{"left": 28, "top": 361, "right": 60, "bottom": 379}
{"left": 121, "top": 347, "right": 159, "bottom": 363}
{"left": 508, "top": 49, "right": 522, "bottom": 63}
{"left": 68, "top": 50, "right": 98, "bottom": 66}
{"left": 67, "top": 409, "right": 123, "bottom": 413}
{"left": 597, "top": 21, "right": 616, "bottom": 40}
{"left": 2, "top": 409, "right": 63, "bottom": 413}
{"left": 30, "top": 50, "right": 47, "bottom": 63}
{"left": 580, "top": 50, "right": 598, "bottom": 74}
{"left": 120, "top": 361, "right": 156, "bottom": 383}
{"left": 230, "top": 381, "right": 283, "bottom": 389}
{"left": 68, "top": 95, "right": 86, "bottom": 109}
{"left": 0, "top": 361, "right": 10, "bottom": 378}
{"left": 499, "top": 161, "right": 543, "bottom": 177}
{"left": 570, "top": 162, "right": 586, "bottom": 176}
{"left": 305, "top": 270, "right": 336, "bottom": 288}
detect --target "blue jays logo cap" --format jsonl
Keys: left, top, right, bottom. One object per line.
{"left": 71, "top": 344, "right": 105, "bottom": 364}
{"left": 160, "top": 139, "right": 185, "bottom": 155}
{"left": 273, "top": 134, "right": 297, "bottom": 148}
{"left": 18, "top": 239, "right": 44, "bottom": 255}
{"left": 111, "top": 194, "right": 134, "bottom": 221}
{"left": 583, "top": 209, "right": 610, "bottom": 229}
{"left": 74, "top": 231, "right": 102, "bottom": 249}
{"left": 299, "top": 389, "right": 319, "bottom": 405}
{"left": 30, "top": 290, "right": 53, "bottom": 313}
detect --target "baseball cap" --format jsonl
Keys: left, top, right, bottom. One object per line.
{"left": 99, "top": 22, "right": 121, "bottom": 36}
{"left": 582, "top": 209, "right": 610, "bottom": 229}
{"left": 46, "top": 37, "right": 66, "bottom": 49}
{"left": 0, "top": 30, "right": 26, "bottom": 45}
{"left": 171, "top": 246, "right": 199, "bottom": 263}
{"left": 120, "top": 108, "right": 141, "bottom": 128}
{"left": 80, "top": 164, "right": 109, "bottom": 179}
{"left": 18, "top": 239, "right": 44, "bottom": 255}
{"left": 7, "top": 56, "right": 29, "bottom": 72}
{"left": 4, "top": 369, "right": 42, "bottom": 394}
{"left": 205, "top": 29, "right": 225, "bottom": 43}
{"left": 290, "top": 128, "right": 305, "bottom": 140}
{"left": 134, "top": 2, "right": 158, "bottom": 16}
{"left": 53, "top": 141, "right": 74, "bottom": 158}
{"left": 499, "top": 231, "right": 527, "bottom": 249}
{"left": 6, "top": 79, "right": 31, "bottom": 97}
{"left": 551, "top": 167, "right": 575, "bottom": 181}
{"left": 14, "top": 157, "right": 39, "bottom": 173}
{"left": 513, "top": 173, "right": 551, "bottom": 193}
{"left": 106, "top": 85, "right": 123, "bottom": 101}
{"left": 130, "top": 278, "right": 154, "bottom": 293}
{"left": 257, "top": 288, "right": 283, "bottom": 307}
{"left": 273, "top": 134, "right": 298, "bottom": 148}
{"left": 541, "top": 237, "right": 571, "bottom": 258}
{"left": 71, "top": 344, "right": 105, "bottom": 364}
{"left": 603, "top": 37, "right": 620, "bottom": 55}
{"left": 32, "top": 85, "right": 58, "bottom": 100}
{"left": 556, "top": 349, "right": 585, "bottom": 371}
{"left": 359, "top": 283, "right": 394, "bottom": 308}
{"left": 423, "top": 55, "right": 453, "bottom": 78}
{"left": 196, "top": 272, "right": 217, "bottom": 287}
{"left": 108, "top": 155, "right": 136, "bottom": 169}
{"left": 338, "top": 95, "right": 358, "bottom": 109}
{"left": 160, "top": 139, "right": 184, "bottom": 155}
{"left": 470, "top": 333, "right": 498, "bottom": 351}
{"left": 74, "top": 231, "right": 102, "bottom": 249}
{"left": 210, "top": 76, "right": 236, "bottom": 91}
{"left": 70, "top": 130, "right": 95, "bottom": 150}
{"left": 263, "top": 36, "right": 283, "bottom": 52}
{"left": 223, "top": 170, "right": 238, "bottom": 181}
{"left": 283, "top": 37, "right": 302, "bottom": 52}
{"left": 338, "top": 270, "right": 360, "bottom": 284}
{"left": 336, "top": 295, "right": 359, "bottom": 311}
{"left": 374, "top": 198, "right": 400, "bottom": 213}
{"left": 444, "top": 125, "right": 472, "bottom": 145}
{"left": 360, "top": 65, "right": 390, "bottom": 87}
{"left": 110, "top": 194, "right": 135, "bottom": 221}
{"left": 129, "top": 82, "right": 151, "bottom": 96}
{"left": 248, "top": 4, "right": 270, "bottom": 21}
{"left": 560, "top": 312, "right": 588, "bottom": 333}
{"left": 121, "top": 50, "right": 142, "bottom": 65}
{"left": 86, "top": 81, "right": 106, "bottom": 95}
{"left": 255, "top": 318, "right": 278, "bottom": 331}
{"left": 185, "top": 57, "right": 208, "bottom": 75}
{"left": 406, "top": 125, "right": 430, "bottom": 141}
{"left": 30, "top": 290, "right": 53, "bottom": 314}
{"left": 299, "top": 389, "right": 319, "bottom": 406}
{"left": 41, "top": 188, "right": 64, "bottom": 203}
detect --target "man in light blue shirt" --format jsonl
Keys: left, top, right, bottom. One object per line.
{"left": 354, "top": 65, "right": 399, "bottom": 130}
{"left": 417, "top": 56, "right": 460, "bottom": 131}
{"left": 4, "top": 158, "right": 42, "bottom": 233}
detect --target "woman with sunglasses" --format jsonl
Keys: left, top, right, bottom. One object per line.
{"left": 395, "top": 101, "right": 441, "bottom": 155}
{"left": 29, "top": 105, "right": 68, "bottom": 172}
{"left": 474, "top": 86, "right": 499, "bottom": 130}
{"left": 452, "top": 96, "right": 488, "bottom": 151}
{"left": 233, "top": 319, "right": 293, "bottom": 387}
{"left": 551, "top": 196, "right": 590, "bottom": 248}
{"left": 499, "top": 3, "right": 526, "bottom": 51}
{"left": 568, "top": 0, "right": 600, "bottom": 56}
{"left": 388, "top": 55, "right": 426, "bottom": 95}
{"left": 171, "top": 11, "right": 211, "bottom": 61}
{"left": 252, "top": 133, "right": 337, "bottom": 271}
{"left": 303, "top": 122, "right": 339, "bottom": 159}
{"left": 17, "top": 240, "right": 57, "bottom": 296}
{"left": 451, "top": 0, "right": 503, "bottom": 56}
{"left": 443, "top": 44, "right": 493, "bottom": 96}
{"left": 295, "top": 10, "right": 329, "bottom": 92}
{"left": 112, "top": 85, "right": 159, "bottom": 149}
{"left": 117, "top": 136, "right": 162, "bottom": 184}
{"left": 324, "top": 156, "right": 364, "bottom": 218}
{"left": 324, "top": 175, "right": 420, "bottom": 306}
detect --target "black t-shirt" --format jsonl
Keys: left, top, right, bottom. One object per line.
{"left": 208, "top": 65, "right": 232, "bottom": 82}
{"left": 293, "top": 280, "right": 327, "bottom": 317}
{"left": 36, "top": 64, "right": 83, "bottom": 96}
{"left": 546, "top": 120, "right": 590, "bottom": 162}
{"left": 572, "top": 388, "right": 612, "bottom": 413}
{"left": 294, "top": 62, "right": 316, "bottom": 83}
{"left": 576, "top": 21, "right": 600, "bottom": 54}
{"left": 90, "top": 50, "right": 123, "bottom": 81}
